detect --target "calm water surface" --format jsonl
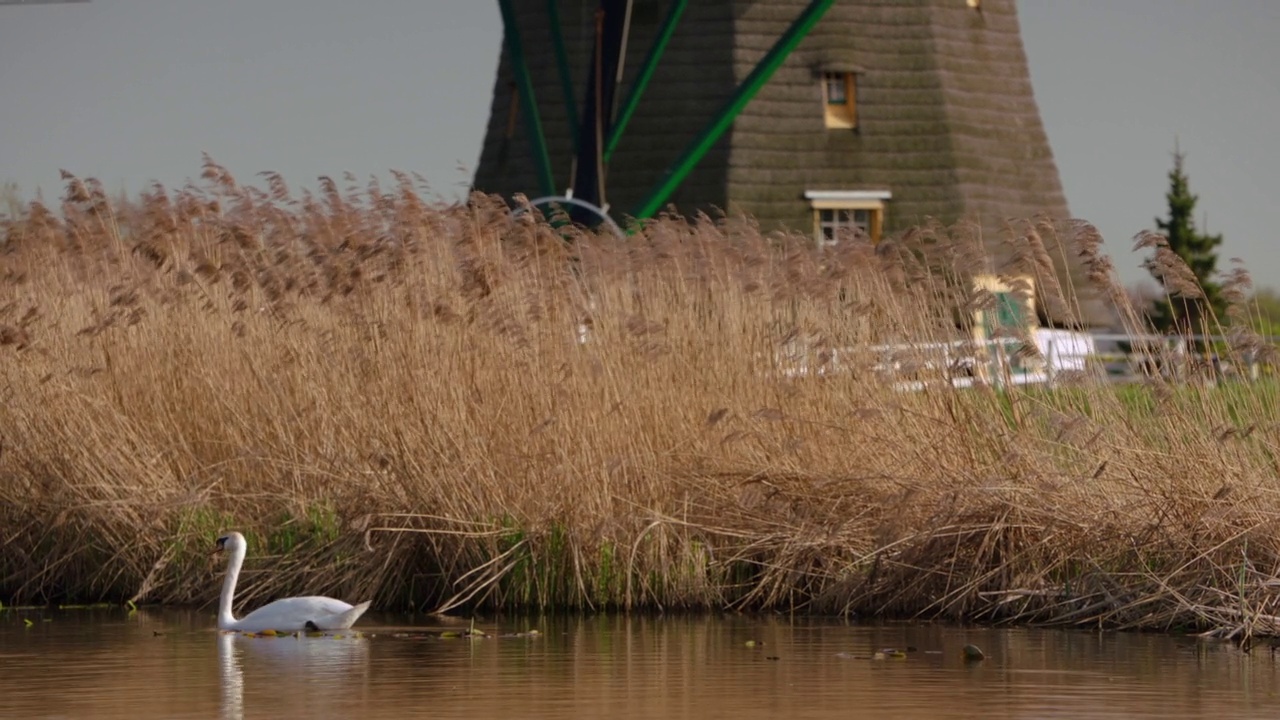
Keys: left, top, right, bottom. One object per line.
{"left": 2, "top": 607, "right": 1279, "bottom": 719}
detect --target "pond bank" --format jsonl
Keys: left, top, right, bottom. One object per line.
{"left": 3, "top": 168, "right": 1279, "bottom": 643}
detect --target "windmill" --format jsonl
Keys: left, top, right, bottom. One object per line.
{"left": 472, "top": 0, "right": 1114, "bottom": 328}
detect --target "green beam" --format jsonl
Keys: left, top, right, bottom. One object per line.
{"left": 546, "top": 0, "right": 579, "bottom": 156}
{"left": 630, "top": 0, "right": 834, "bottom": 221}
{"left": 497, "top": 0, "right": 556, "bottom": 197}
{"left": 603, "top": 0, "right": 686, "bottom": 163}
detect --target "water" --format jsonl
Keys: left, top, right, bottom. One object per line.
{"left": 2, "top": 607, "right": 1280, "bottom": 719}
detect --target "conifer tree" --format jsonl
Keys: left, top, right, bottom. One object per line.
{"left": 1148, "top": 145, "right": 1224, "bottom": 331}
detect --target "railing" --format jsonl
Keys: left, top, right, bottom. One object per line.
{"left": 775, "top": 330, "right": 1280, "bottom": 392}
{"left": 572, "top": 320, "right": 1277, "bottom": 391}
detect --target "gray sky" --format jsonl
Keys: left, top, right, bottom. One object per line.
{"left": 2, "top": 1, "right": 1277, "bottom": 290}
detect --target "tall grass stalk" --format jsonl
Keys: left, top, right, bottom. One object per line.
{"left": 2, "top": 160, "right": 1279, "bottom": 641}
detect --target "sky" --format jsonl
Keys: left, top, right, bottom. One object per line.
{"left": 1, "top": 1, "right": 1277, "bottom": 290}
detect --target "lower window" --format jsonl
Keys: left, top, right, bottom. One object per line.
{"left": 817, "top": 207, "right": 875, "bottom": 244}
{"left": 804, "top": 189, "right": 891, "bottom": 245}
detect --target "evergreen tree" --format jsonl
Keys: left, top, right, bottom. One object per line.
{"left": 1148, "top": 144, "right": 1224, "bottom": 332}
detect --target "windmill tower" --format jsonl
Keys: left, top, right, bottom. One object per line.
{"left": 473, "top": 0, "right": 1113, "bottom": 328}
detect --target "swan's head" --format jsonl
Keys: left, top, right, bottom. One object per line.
{"left": 213, "top": 531, "right": 247, "bottom": 557}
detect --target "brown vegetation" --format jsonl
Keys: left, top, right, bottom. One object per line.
{"left": 3, "top": 158, "right": 1280, "bottom": 644}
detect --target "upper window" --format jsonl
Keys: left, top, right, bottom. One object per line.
{"left": 822, "top": 71, "right": 857, "bottom": 130}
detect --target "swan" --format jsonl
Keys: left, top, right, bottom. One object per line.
{"left": 213, "top": 531, "right": 371, "bottom": 633}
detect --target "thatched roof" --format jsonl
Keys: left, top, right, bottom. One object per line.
{"left": 472, "top": 0, "right": 1117, "bottom": 328}
{"left": 726, "top": 0, "right": 1115, "bottom": 327}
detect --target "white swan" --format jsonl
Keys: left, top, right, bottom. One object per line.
{"left": 213, "top": 531, "right": 371, "bottom": 633}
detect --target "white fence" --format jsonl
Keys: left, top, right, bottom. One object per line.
{"left": 573, "top": 319, "right": 1275, "bottom": 391}
{"left": 776, "top": 330, "right": 1275, "bottom": 392}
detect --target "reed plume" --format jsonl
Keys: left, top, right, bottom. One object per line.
{"left": 1, "top": 162, "right": 1278, "bottom": 645}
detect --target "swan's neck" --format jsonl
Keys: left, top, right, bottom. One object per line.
{"left": 218, "top": 544, "right": 245, "bottom": 629}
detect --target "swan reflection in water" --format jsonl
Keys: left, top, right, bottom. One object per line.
{"left": 218, "top": 628, "right": 371, "bottom": 720}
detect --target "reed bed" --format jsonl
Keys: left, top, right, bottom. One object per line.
{"left": 3, "top": 158, "right": 1280, "bottom": 642}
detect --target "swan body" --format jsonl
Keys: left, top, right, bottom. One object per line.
{"left": 214, "top": 531, "right": 371, "bottom": 633}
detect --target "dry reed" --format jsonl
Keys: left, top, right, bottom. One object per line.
{"left": 3, "top": 158, "right": 1280, "bottom": 643}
